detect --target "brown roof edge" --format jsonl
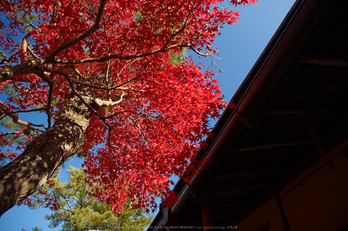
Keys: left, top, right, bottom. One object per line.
{"left": 148, "top": 0, "right": 334, "bottom": 228}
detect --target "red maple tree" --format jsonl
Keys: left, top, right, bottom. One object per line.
{"left": 0, "top": 0, "right": 256, "bottom": 215}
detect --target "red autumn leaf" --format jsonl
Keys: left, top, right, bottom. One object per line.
{"left": 0, "top": 0, "right": 256, "bottom": 215}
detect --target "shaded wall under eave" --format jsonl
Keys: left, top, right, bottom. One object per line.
{"left": 236, "top": 153, "right": 348, "bottom": 231}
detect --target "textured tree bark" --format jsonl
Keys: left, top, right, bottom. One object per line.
{"left": 0, "top": 92, "right": 92, "bottom": 216}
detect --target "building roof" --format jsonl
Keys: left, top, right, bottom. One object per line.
{"left": 148, "top": 0, "right": 348, "bottom": 228}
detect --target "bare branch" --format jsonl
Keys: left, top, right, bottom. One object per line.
{"left": 0, "top": 101, "right": 46, "bottom": 134}
{"left": 0, "top": 132, "right": 22, "bottom": 136}
{"left": 0, "top": 58, "right": 47, "bottom": 83}
{"left": 27, "top": 46, "right": 38, "bottom": 60}
{"left": 129, "top": 116, "right": 149, "bottom": 143}
{"left": 0, "top": 51, "right": 20, "bottom": 65}
{"left": 112, "top": 64, "right": 164, "bottom": 89}
{"left": 94, "top": 93, "right": 127, "bottom": 107}
{"left": 29, "top": 21, "right": 39, "bottom": 30}
{"left": 189, "top": 44, "right": 210, "bottom": 57}
{"left": 21, "top": 33, "right": 31, "bottom": 58}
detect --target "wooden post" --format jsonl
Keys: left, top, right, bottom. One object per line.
{"left": 302, "top": 117, "right": 335, "bottom": 169}
{"left": 201, "top": 193, "right": 212, "bottom": 231}
{"left": 275, "top": 194, "right": 291, "bottom": 231}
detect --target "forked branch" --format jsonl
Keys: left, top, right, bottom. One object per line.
{"left": 46, "top": 0, "right": 108, "bottom": 60}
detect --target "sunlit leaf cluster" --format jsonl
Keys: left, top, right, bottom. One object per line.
{"left": 0, "top": 0, "right": 256, "bottom": 212}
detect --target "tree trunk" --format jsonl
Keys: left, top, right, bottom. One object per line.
{"left": 0, "top": 92, "right": 92, "bottom": 216}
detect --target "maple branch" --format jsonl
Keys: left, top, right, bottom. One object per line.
{"left": 0, "top": 51, "right": 20, "bottom": 65}
{"left": 42, "top": 65, "right": 116, "bottom": 131}
{"left": 63, "top": 75, "right": 114, "bottom": 132}
{"left": 27, "top": 46, "right": 38, "bottom": 60}
{"left": 66, "top": 63, "right": 163, "bottom": 98}
{"left": 0, "top": 101, "right": 47, "bottom": 133}
{"left": 29, "top": 21, "right": 39, "bottom": 30}
{"left": 46, "top": 0, "right": 107, "bottom": 60}
{"left": 189, "top": 45, "right": 210, "bottom": 57}
{"left": 0, "top": 0, "right": 106, "bottom": 81}
{"left": 47, "top": 0, "right": 209, "bottom": 66}
{"left": 69, "top": 78, "right": 145, "bottom": 92}
{"left": 34, "top": 68, "right": 55, "bottom": 128}
{"left": 114, "top": 59, "right": 140, "bottom": 85}
{"left": 162, "top": 0, "right": 196, "bottom": 49}
{"left": 105, "top": 110, "right": 160, "bottom": 119}
{"left": 0, "top": 58, "right": 47, "bottom": 83}
{"left": 0, "top": 107, "right": 48, "bottom": 116}
{"left": 94, "top": 93, "right": 127, "bottom": 107}
{"left": 114, "top": 63, "right": 164, "bottom": 89}
{"left": 53, "top": 43, "right": 199, "bottom": 64}
{"left": 105, "top": 59, "right": 111, "bottom": 99}
{"left": 67, "top": 65, "right": 104, "bottom": 82}
{"left": 0, "top": 132, "right": 22, "bottom": 136}
{"left": 21, "top": 33, "right": 31, "bottom": 60}
{"left": 129, "top": 116, "right": 149, "bottom": 143}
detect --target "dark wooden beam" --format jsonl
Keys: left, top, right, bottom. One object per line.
{"left": 209, "top": 201, "right": 245, "bottom": 214}
{"left": 302, "top": 117, "right": 334, "bottom": 169}
{"left": 275, "top": 194, "right": 291, "bottom": 231}
{"left": 234, "top": 140, "right": 313, "bottom": 152}
{"left": 180, "top": 212, "right": 239, "bottom": 226}
{"left": 186, "top": 200, "right": 246, "bottom": 217}
{"left": 210, "top": 184, "right": 268, "bottom": 197}
{"left": 262, "top": 108, "right": 347, "bottom": 116}
{"left": 294, "top": 55, "right": 348, "bottom": 67}
{"left": 212, "top": 212, "right": 239, "bottom": 220}
{"left": 210, "top": 167, "right": 283, "bottom": 181}
{"left": 201, "top": 193, "right": 212, "bottom": 231}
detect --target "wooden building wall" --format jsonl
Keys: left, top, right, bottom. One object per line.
{"left": 236, "top": 153, "right": 348, "bottom": 231}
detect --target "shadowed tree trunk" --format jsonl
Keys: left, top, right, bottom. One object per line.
{"left": 0, "top": 91, "right": 93, "bottom": 216}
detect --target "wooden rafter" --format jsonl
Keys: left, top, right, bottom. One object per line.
{"left": 210, "top": 167, "right": 283, "bottom": 181}
{"left": 302, "top": 117, "right": 334, "bottom": 168}
{"left": 228, "top": 140, "right": 313, "bottom": 153}
{"left": 185, "top": 200, "right": 246, "bottom": 217}
{"left": 209, "top": 184, "right": 268, "bottom": 197}
{"left": 295, "top": 55, "right": 348, "bottom": 67}
{"left": 262, "top": 108, "right": 347, "bottom": 116}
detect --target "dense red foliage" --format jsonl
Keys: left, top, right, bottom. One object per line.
{"left": 0, "top": 0, "right": 256, "bottom": 212}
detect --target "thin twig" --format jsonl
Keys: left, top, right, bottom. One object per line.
{"left": 105, "top": 110, "right": 161, "bottom": 119}
{"left": 129, "top": 116, "right": 149, "bottom": 144}
{"left": 162, "top": 0, "right": 197, "bottom": 49}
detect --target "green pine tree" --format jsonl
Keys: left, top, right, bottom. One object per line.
{"left": 28, "top": 167, "right": 152, "bottom": 231}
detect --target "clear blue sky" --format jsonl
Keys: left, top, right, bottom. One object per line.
{"left": 0, "top": 0, "right": 295, "bottom": 230}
